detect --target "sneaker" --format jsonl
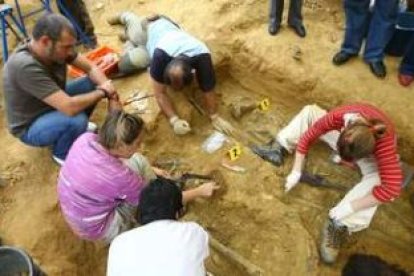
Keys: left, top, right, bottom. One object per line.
{"left": 398, "top": 73, "right": 414, "bottom": 87}
{"left": 87, "top": 122, "right": 98, "bottom": 133}
{"left": 250, "top": 140, "right": 286, "bottom": 166}
{"left": 52, "top": 155, "right": 65, "bottom": 166}
{"left": 320, "top": 218, "right": 348, "bottom": 264}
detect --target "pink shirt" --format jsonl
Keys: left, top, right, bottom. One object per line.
{"left": 57, "top": 133, "right": 145, "bottom": 240}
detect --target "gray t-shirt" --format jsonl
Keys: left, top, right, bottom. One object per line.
{"left": 3, "top": 43, "right": 76, "bottom": 137}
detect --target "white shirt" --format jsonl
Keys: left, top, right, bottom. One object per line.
{"left": 107, "top": 220, "right": 209, "bottom": 276}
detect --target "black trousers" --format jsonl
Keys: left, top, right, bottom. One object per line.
{"left": 269, "top": 0, "right": 303, "bottom": 26}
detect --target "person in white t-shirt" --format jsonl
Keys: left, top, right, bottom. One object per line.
{"left": 107, "top": 177, "right": 210, "bottom": 276}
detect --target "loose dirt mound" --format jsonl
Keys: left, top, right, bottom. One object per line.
{"left": 0, "top": 0, "right": 414, "bottom": 275}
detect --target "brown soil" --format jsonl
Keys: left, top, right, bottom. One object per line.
{"left": 1, "top": 0, "right": 414, "bottom": 275}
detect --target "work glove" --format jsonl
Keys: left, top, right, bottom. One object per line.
{"left": 285, "top": 170, "right": 302, "bottom": 192}
{"left": 329, "top": 201, "right": 354, "bottom": 221}
{"left": 169, "top": 116, "right": 191, "bottom": 135}
{"left": 210, "top": 114, "right": 236, "bottom": 136}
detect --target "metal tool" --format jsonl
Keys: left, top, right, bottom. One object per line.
{"left": 123, "top": 92, "right": 154, "bottom": 106}
{"left": 300, "top": 171, "right": 348, "bottom": 191}
{"left": 175, "top": 173, "right": 213, "bottom": 185}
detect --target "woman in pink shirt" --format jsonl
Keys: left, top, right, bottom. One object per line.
{"left": 58, "top": 110, "right": 218, "bottom": 243}
{"left": 252, "top": 103, "right": 403, "bottom": 264}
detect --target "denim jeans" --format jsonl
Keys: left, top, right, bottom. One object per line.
{"left": 20, "top": 77, "right": 96, "bottom": 160}
{"left": 400, "top": 35, "right": 414, "bottom": 75}
{"left": 341, "top": 0, "right": 398, "bottom": 62}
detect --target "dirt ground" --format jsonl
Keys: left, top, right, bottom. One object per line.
{"left": 0, "top": 0, "right": 414, "bottom": 275}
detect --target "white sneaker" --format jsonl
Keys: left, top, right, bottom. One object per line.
{"left": 87, "top": 122, "right": 98, "bottom": 133}
{"left": 52, "top": 155, "right": 65, "bottom": 166}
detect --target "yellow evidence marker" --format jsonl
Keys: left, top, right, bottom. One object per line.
{"left": 228, "top": 144, "right": 242, "bottom": 161}
{"left": 258, "top": 98, "right": 270, "bottom": 111}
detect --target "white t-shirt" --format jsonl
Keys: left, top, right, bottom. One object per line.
{"left": 107, "top": 220, "right": 209, "bottom": 276}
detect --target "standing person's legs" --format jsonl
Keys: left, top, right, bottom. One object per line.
{"left": 58, "top": 0, "right": 96, "bottom": 46}
{"left": 363, "top": 0, "right": 399, "bottom": 62}
{"left": 340, "top": 0, "right": 371, "bottom": 55}
{"left": 269, "top": 0, "right": 284, "bottom": 35}
{"left": 400, "top": 35, "right": 414, "bottom": 77}
{"left": 277, "top": 104, "right": 340, "bottom": 153}
{"left": 76, "top": 0, "right": 97, "bottom": 45}
{"left": 20, "top": 111, "right": 88, "bottom": 160}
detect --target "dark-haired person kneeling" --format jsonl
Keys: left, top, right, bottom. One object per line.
{"left": 107, "top": 12, "right": 234, "bottom": 136}
{"left": 58, "top": 110, "right": 218, "bottom": 243}
{"left": 252, "top": 103, "right": 402, "bottom": 264}
{"left": 107, "top": 177, "right": 210, "bottom": 276}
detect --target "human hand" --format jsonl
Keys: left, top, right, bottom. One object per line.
{"left": 285, "top": 170, "right": 302, "bottom": 192}
{"left": 196, "top": 181, "right": 220, "bottom": 198}
{"left": 329, "top": 202, "right": 354, "bottom": 221}
{"left": 169, "top": 116, "right": 191, "bottom": 135}
{"left": 152, "top": 167, "right": 171, "bottom": 179}
{"left": 98, "top": 80, "right": 117, "bottom": 99}
{"left": 210, "top": 114, "right": 236, "bottom": 136}
{"left": 108, "top": 98, "right": 123, "bottom": 113}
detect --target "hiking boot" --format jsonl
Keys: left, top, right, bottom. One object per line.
{"left": 250, "top": 140, "right": 286, "bottom": 166}
{"left": 107, "top": 14, "right": 122, "bottom": 25}
{"left": 320, "top": 218, "right": 348, "bottom": 264}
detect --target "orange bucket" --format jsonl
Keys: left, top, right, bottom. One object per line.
{"left": 68, "top": 46, "right": 120, "bottom": 78}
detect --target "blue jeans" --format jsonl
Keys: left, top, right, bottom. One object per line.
{"left": 341, "top": 0, "right": 398, "bottom": 62}
{"left": 20, "top": 77, "right": 96, "bottom": 160}
{"left": 400, "top": 35, "right": 414, "bottom": 76}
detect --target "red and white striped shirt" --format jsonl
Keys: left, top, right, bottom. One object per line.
{"left": 296, "top": 104, "right": 402, "bottom": 203}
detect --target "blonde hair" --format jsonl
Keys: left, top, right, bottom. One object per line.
{"left": 337, "top": 118, "right": 387, "bottom": 160}
{"left": 99, "top": 110, "right": 144, "bottom": 150}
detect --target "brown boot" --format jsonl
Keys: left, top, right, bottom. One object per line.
{"left": 118, "top": 33, "right": 128, "bottom": 42}
{"left": 319, "top": 218, "right": 348, "bottom": 264}
{"left": 107, "top": 14, "right": 122, "bottom": 25}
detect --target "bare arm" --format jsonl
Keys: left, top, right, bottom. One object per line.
{"left": 152, "top": 77, "right": 177, "bottom": 119}
{"left": 43, "top": 89, "right": 105, "bottom": 116}
{"left": 71, "top": 54, "right": 111, "bottom": 87}
{"left": 203, "top": 90, "right": 217, "bottom": 117}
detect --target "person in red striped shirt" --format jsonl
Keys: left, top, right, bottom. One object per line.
{"left": 253, "top": 103, "right": 403, "bottom": 264}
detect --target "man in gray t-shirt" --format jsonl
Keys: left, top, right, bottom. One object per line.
{"left": 3, "top": 14, "right": 120, "bottom": 165}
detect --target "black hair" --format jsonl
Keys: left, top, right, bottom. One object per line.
{"left": 32, "top": 13, "right": 76, "bottom": 42}
{"left": 342, "top": 254, "right": 408, "bottom": 276}
{"left": 163, "top": 56, "right": 193, "bottom": 87}
{"left": 138, "top": 177, "right": 183, "bottom": 225}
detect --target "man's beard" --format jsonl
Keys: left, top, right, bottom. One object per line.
{"left": 46, "top": 42, "right": 65, "bottom": 64}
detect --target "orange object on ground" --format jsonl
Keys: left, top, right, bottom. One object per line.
{"left": 68, "top": 46, "right": 120, "bottom": 78}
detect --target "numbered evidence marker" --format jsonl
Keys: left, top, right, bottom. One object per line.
{"left": 228, "top": 144, "right": 242, "bottom": 161}
{"left": 258, "top": 98, "right": 270, "bottom": 111}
